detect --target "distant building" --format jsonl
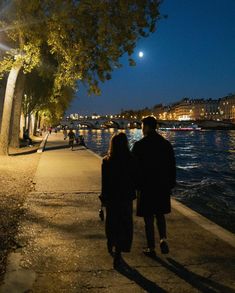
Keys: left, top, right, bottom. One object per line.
{"left": 219, "top": 95, "right": 235, "bottom": 121}
{"left": 106, "top": 95, "right": 235, "bottom": 123}
{"left": 140, "top": 107, "right": 152, "bottom": 119}
{"left": 171, "top": 98, "right": 192, "bottom": 121}
{"left": 152, "top": 104, "right": 164, "bottom": 119}
{"left": 200, "top": 98, "right": 220, "bottom": 120}
{"left": 160, "top": 105, "right": 171, "bottom": 120}
{"left": 162, "top": 98, "right": 220, "bottom": 121}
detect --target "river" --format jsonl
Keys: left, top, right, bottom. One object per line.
{"left": 79, "top": 128, "right": 235, "bottom": 233}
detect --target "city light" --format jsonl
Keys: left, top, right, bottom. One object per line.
{"left": 64, "top": 97, "right": 235, "bottom": 126}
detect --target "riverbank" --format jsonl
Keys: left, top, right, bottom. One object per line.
{"left": 0, "top": 149, "right": 40, "bottom": 283}
{"left": 175, "top": 196, "right": 235, "bottom": 234}
{"left": 157, "top": 120, "right": 235, "bottom": 130}
{"left": 197, "top": 120, "right": 235, "bottom": 130}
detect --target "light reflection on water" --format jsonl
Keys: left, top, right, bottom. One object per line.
{"left": 177, "top": 164, "right": 200, "bottom": 170}
{"left": 81, "top": 128, "right": 235, "bottom": 232}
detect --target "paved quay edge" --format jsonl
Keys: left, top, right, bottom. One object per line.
{"left": 37, "top": 132, "right": 49, "bottom": 153}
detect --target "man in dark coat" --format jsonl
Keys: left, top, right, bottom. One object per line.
{"left": 132, "top": 116, "right": 176, "bottom": 256}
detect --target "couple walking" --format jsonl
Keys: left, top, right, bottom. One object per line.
{"left": 100, "top": 116, "right": 176, "bottom": 267}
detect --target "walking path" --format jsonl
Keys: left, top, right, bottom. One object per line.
{"left": 1, "top": 133, "right": 235, "bottom": 292}
{"left": 34, "top": 133, "right": 100, "bottom": 193}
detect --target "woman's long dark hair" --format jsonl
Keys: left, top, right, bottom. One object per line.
{"left": 108, "top": 132, "right": 131, "bottom": 159}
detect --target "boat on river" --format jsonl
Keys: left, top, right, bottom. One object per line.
{"left": 160, "top": 124, "right": 202, "bottom": 131}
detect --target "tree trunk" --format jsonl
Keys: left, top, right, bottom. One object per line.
{"left": 28, "top": 112, "right": 31, "bottom": 135}
{"left": 24, "top": 113, "right": 27, "bottom": 132}
{"left": 38, "top": 114, "right": 41, "bottom": 129}
{"left": 33, "top": 111, "right": 39, "bottom": 136}
{"left": 9, "top": 70, "right": 25, "bottom": 148}
{"left": 0, "top": 65, "right": 22, "bottom": 155}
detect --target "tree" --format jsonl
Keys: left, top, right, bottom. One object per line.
{"left": 0, "top": 1, "right": 42, "bottom": 154}
{"left": 9, "top": 69, "right": 25, "bottom": 148}
{"left": 22, "top": 69, "right": 53, "bottom": 130}
{"left": 22, "top": 69, "right": 75, "bottom": 131}
{"left": 0, "top": 64, "right": 22, "bottom": 154}
{"left": 0, "top": 0, "right": 162, "bottom": 155}
{"left": 46, "top": 0, "right": 161, "bottom": 93}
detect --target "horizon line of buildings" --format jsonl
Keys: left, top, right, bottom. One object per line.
{"left": 69, "top": 94, "right": 235, "bottom": 122}
{"left": 120, "top": 95, "right": 235, "bottom": 122}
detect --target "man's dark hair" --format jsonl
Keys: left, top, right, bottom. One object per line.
{"left": 141, "top": 116, "right": 157, "bottom": 130}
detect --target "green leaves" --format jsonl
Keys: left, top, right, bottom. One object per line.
{"left": 0, "top": 0, "right": 162, "bottom": 123}
{"left": 129, "top": 58, "right": 136, "bottom": 66}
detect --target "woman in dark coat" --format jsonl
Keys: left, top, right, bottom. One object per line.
{"left": 100, "top": 132, "right": 137, "bottom": 267}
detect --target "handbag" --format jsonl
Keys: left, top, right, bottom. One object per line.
{"left": 99, "top": 205, "right": 104, "bottom": 221}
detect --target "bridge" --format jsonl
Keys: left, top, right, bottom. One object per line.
{"left": 60, "top": 117, "right": 234, "bottom": 130}
{"left": 59, "top": 117, "right": 206, "bottom": 130}
{"left": 60, "top": 117, "right": 142, "bottom": 129}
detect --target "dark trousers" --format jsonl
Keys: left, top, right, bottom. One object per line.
{"left": 144, "top": 214, "right": 166, "bottom": 249}
{"left": 69, "top": 140, "right": 74, "bottom": 148}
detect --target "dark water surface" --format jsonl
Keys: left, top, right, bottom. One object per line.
{"left": 80, "top": 129, "right": 235, "bottom": 233}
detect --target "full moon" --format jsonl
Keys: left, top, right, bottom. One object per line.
{"left": 138, "top": 51, "right": 144, "bottom": 58}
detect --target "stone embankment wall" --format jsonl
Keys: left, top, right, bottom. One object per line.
{"left": 158, "top": 120, "right": 235, "bottom": 130}
{"left": 196, "top": 120, "right": 235, "bottom": 130}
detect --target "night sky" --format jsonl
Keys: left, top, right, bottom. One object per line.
{"left": 67, "top": 0, "right": 235, "bottom": 116}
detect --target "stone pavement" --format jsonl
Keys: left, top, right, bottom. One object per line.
{"left": 1, "top": 133, "right": 235, "bottom": 292}
{"left": 34, "top": 132, "right": 100, "bottom": 193}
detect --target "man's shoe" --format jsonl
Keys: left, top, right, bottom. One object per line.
{"left": 113, "top": 253, "right": 122, "bottom": 268}
{"left": 160, "top": 240, "right": 169, "bottom": 254}
{"left": 143, "top": 248, "right": 156, "bottom": 258}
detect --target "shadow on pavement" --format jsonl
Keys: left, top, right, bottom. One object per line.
{"left": 147, "top": 255, "right": 235, "bottom": 293}
{"left": 10, "top": 147, "right": 39, "bottom": 156}
{"left": 20, "top": 198, "right": 235, "bottom": 293}
{"left": 45, "top": 145, "right": 87, "bottom": 152}
{"left": 72, "top": 147, "right": 87, "bottom": 151}
{"left": 167, "top": 257, "right": 235, "bottom": 293}
{"left": 9, "top": 148, "right": 37, "bottom": 157}
{"left": 45, "top": 145, "right": 70, "bottom": 151}
{"left": 115, "top": 258, "right": 167, "bottom": 293}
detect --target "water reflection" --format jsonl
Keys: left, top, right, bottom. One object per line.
{"left": 177, "top": 164, "right": 200, "bottom": 170}
{"left": 227, "top": 130, "right": 235, "bottom": 170}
